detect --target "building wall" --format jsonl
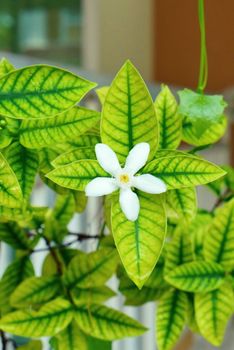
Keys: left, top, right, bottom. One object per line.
{"left": 82, "top": 0, "right": 154, "bottom": 81}
{"left": 155, "top": 0, "right": 234, "bottom": 91}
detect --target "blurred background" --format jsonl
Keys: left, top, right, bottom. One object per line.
{"left": 0, "top": 0, "right": 234, "bottom": 349}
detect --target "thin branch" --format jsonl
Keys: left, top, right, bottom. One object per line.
{"left": 31, "top": 234, "right": 102, "bottom": 254}
{"left": 42, "top": 235, "right": 63, "bottom": 275}
{"left": 211, "top": 189, "right": 232, "bottom": 211}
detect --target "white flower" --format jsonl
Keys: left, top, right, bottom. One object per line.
{"left": 85, "top": 143, "right": 167, "bottom": 221}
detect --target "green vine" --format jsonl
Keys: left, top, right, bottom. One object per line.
{"left": 197, "top": 0, "right": 208, "bottom": 93}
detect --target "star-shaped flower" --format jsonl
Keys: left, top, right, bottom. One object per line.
{"left": 85, "top": 143, "right": 167, "bottom": 221}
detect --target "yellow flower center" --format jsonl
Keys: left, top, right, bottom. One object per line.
{"left": 119, "top": 173, "right": 130, "bottom": 184}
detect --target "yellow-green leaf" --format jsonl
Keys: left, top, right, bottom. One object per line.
{"left": 0, "top": 57, "right": 14, "bottom": 77}
{"left": 63, "top": 249, "right": 118, "bottom": 289}
{"left": 46, "top": 159, "right": 109, "bottom": 191}
{"left": 0, "top": 65, "right": 96, "bottom": 119}
{"left": 101, "top": 60, "right": 158, "bottom": 163}
{"left": 0, "top": 222, "right": 36, "bottom": 249}
{"left": 165, "top": 261, "right": 225, "bottom": 292}
{"left": 96, "top": 86, "right": 109, "bottom": 105}
{"left": 73, "top": 304, "right": 146, "bottom": 340}
{"left": 0, "top": 298, "right": 73, "bottom": 337}
{"left": 72, "top": 286, "right": 116, "bottom": 304}
{"left": 0, "top": 152, "right": 23, "bottom": 208}
{"left": 195, "top": 283, "right": 234, "bottom": 346}
{"left": 52, "top": 147, "right": 96, "bottom": 168}
{"left": 204, "top": 199, "right": 234, "bottom": 271}
{"left": 156, "top": 290, "right": 188, "bottom": 350}
{"left": 111, "top": 192, "right": 166, "bottom": 288}
{"left": 4, "top": 141, "right": 39, "bottom": 200}
{"left": 20, "top": 107, "right": 100, "bottom": 148}
{"left": 54, "top": 322, "right": 88, "bottom": 350}
{"left": 0, "top": 257, "right": 34, "bottom": 314}
{"left": 57, "top": 133, "right": 100, "bottom": 152}
{"left": 166, "top": 187, "right": 197, "bottom": 222}
{"left": 155, "top": 85, "right": 181, "bottom": 150}
{"left": 10, "top": 276, "right": 61, "bottom": 308}
{"left": 183, "top": 115, "right": 227, "bottom": 146}
{"left": 164, "top": 229, "right": 194, "bottom": 274}
{"left": 143, "top": 154, "right": 226, "bottom": 189}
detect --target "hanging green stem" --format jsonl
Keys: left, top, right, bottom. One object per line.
{"left": 197, "top": 0, "right": 208, "bottom": 93}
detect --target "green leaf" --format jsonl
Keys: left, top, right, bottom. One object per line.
{"left": 178, "top": 89, "right": 227, "bottom": 137}
{"left": 88, "top": 337, "right": 111, "bottom": 350}
{"left": 38, "top": 148, "right": 68, "bottom": 195}
{"left": 223, "top": 165, "right": 234, "bottom": 191}
{"left": 44, "top": 193, "right": 75, "bottom": 242}
{"left": 195, "top": 283, "right": 234, "bottom": 346}
{"left": 164, "top": 229, "right": 194, "bottom": 274}
{"left": 0, "top": 65, "right": 96, "bottom": 119}
{"left": 189, "top": 212, "right": 213, "bottom": 259}
{"left": 166, "top": 187, "right": 197, "bottom": 222}
{"left": 112, "top": 192, "right": 166, "bottom": 288}
{"left": 183, "top": 115, "right": 227, "bottom": 146}
{"left": 101, "top": 60, "right": 158, "bottom": 163}
{"left": 0, "top": 152, "right": 23, "bottom": 208}
{"left": 18, "top": 340, "right": 42, "bottom": 350}
{"left": 0, "top": 58, "right": 15, "bottom": 77}
{"left": 143, "top": 154, "right": 226, "bottom": 189}
{"left": 4, "top": 141, "right": 39, "bottom": 200}
{"left": 54, "top": 322, "right": 88, "bottom": 350}
{"left": 73, "top": 190, "right": 87, "bottom": 213}
{"left": 0, "top": 257, "right": 34, "bottom": 313}
{"left": 20, "top": 107, "right": 100, "bottom": 148}
{"left": 156, "top": 290, "right": 187, "bottom": 350}
{"left": 10, "top": 276, "right": 61, "bottom": 308}
{"left": 57, "top": 133, "right": 100, "bottom": 151}
{"left": 46, "top": 159, "right": 108, "bottom": 191}
{"left": 96, "top": 86, "right": 109, "bottom": 105}
{"left": 186, "top": 294, "right": 200, "bottom": 333}
{"left": 0, "top": 222, "right": 36, "bottom": 249}
{"left": 63, "top": 249, "right": 118, "bottom": 289}
{"left": 119, "top": 265, "right": 167, "bottom": 306}
{"left": 0, "top": 298, "right": 73, "bottom": 337}
{"left": 204, "top": 199, "right": 234, "bottom": 271}
{"left": 155, "top": 149, "right": 193, "bottom": 159}
{"left": 155, "top": 85, "right": 181, "bottom": 150}
{"left": 52, "top": 147, "right": 96, "bottom": 168}
{"left": 73, "top": 304, "right": 146, "bottom": 340}
{"left": 165, "top": 261, "right": 225, "bottom": 292}
{"left": 54, "top": 193, "right": 75, "bottom": 226}
{"left": 72, "top": 286, "right": 116, "bottom": 304}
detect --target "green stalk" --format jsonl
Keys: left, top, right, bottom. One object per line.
{"left": 197, "top": 0, "right": 208, "bottom": 93}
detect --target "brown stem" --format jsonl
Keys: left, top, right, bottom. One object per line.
{"left": 43, "top": 236, "right": 63, "bottom": 275}
{"left": 211, "top": 189, "right": 232, "bottom": 211}
{"left": 31, "top": 234, "right": 102, "bottom": 255}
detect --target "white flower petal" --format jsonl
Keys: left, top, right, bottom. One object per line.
{"left": 95, "top": 143, "right": 121, "bottom": 176}
{"left": 124, "top": 143, "right": 150, "bottom": 175}
{"left": 133, "top": 174, "right": 167, "bottom": 194}
{"left": 119, "top": 188, "right": 140, "bottom": 221}
{"left": 85, "top": 177, "right": 118, "bottom": 196}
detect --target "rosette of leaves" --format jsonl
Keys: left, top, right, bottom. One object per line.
{"left": 47, "top": 60, "right": 225, "bottom": 289}
{"left": 0, "top": 55, "right": 231, "bottom": 350}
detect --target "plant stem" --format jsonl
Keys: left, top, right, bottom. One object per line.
{"left": 31, "top": 234, "right": 102, "bottom": 254}
{"left": 43, "top": 235, "right": 63, "bottom": 275}
{"left": 211, "top": 189, "right": 232, "bottom": 211}
{"left": 197, "top": 0, "right": 208, "bottom": 93}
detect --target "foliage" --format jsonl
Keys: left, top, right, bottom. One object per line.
{"left": 0, "top": 51, "right": 232, "bottom": 350}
